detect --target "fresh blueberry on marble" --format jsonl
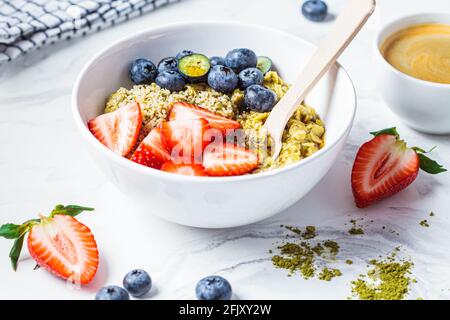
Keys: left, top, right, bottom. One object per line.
{"left": 244, "top": 84, "right": 277, "bottom": 112}
{"left": 155, "top": 70, "right": 186, "bottom": 92}
{"left": 302, "top": 0, "right": 328, "bottom": 22}
{"left": 207, "top": 65, "right": 238, "bottom": 93}
{"left": 129, "top": 58, "right": 158, "bottom": 85}
{"left": 195, "top": 275, "right": 232, "bottom": 300}
{"left": 238, "top": 67, "right": 264, "bottom": 89}
{"left": 157, "top": 57, "right": 178, "bottom": 73}
{"left": 225, "top": 48, "right": 258, "bottom": 72}
{"left": 210, "top": 56, "right": 226, "bottom": 67}
{"left": 123, "top": 269, "right": 152, "bottom": 297}
{"left": 95, "top": 285, "right": 130, "bottom": 300}
{"left": 176, "top": 50, "right": 195, "bottom": 60}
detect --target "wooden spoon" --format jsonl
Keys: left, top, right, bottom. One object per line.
{"left": 264, "top": 0, "right": 376, "bottom": 159}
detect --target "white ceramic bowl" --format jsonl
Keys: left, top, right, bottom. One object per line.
{"left": 72, "top": 21, "right": 356, "bottom": 228}
{"left": 374, "top": 13, "right": 450, "bottom": 135}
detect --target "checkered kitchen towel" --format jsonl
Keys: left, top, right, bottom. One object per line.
{"left": 0, "top": 0, "right": 180, "bottom": 64}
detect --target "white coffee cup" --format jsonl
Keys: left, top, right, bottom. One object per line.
{"left": 374, "top": 13, "right": 450, "bottom": 135}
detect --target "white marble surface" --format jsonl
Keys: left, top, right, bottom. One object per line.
{"left": 0, "top": 0, "right": 449, "bottom": 300}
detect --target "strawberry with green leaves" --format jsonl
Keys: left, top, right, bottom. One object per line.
{"left": 351, "top": 128, "right": 446, "bottom": 208}
{"left": 0, "top": 205, "right": 99, "bottom": 284}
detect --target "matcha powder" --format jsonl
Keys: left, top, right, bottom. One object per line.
{"left": 348, "top": 219, "right": 364, "bottom": 235}
{"left": 271, "top": 225, "right": 341, "bottom": 281}
{"left": 419, "top": 220, "right": 430, "bottom": 227}
{"left": 350, "top": 254, "right": 414, "bottom": 300}
{"left": 272, "top": 242, "right": 316, "bottom": 279}
{"left": 271, "top": 224, "right": 418, "bottom": 299}
{"left": 319, "top": 268, "right": 342, "bottom": 281}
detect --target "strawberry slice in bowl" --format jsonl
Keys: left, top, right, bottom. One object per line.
{"left": 0, "top": 205, "right": 99, "bottom": 285}
{"left": 161, "top": 161, "right": 208, "bottom": 176}
{"left": 351, "top": 127, "right": 446, "bottom": 208}
{"left": 88, "top": 101, "right": 142, "bottom": 157}
{"left": 169, "top": 102, "right": 241, "bottom": 134}
{"left": 130, "top": 127, "right": 171, "bottom": 169}
{"left": 203, "top": 143, "right": 259, "bottom": 176}
{"left": 161, "top": 118, "right": 212, "bottom": 164}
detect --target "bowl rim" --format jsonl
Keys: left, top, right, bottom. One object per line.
{"left": 374, "top": 12, "right": 450, "bottom": 89}
{"left": 72, "top": 20, "right": 356, "bottom": 183}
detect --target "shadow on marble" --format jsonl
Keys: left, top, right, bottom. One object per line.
{"left": 140, "top": 285, "right": 160, "bottom": 299}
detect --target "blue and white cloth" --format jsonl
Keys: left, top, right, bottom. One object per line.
{"left": 0, "top": 0, "right": 180, "bottom": 64}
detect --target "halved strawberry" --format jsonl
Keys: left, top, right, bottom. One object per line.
{"left": 0, "top": 205, "right": 99, "bottom": 285}
{"left": 88, "top": 101, "right": 142, "bottom": 156}
{"left": 161, "top": 161, "right": 208, "bottom": 176}
{"left": 202, "top": 143, "right": 259, "bottom": 176}
{"left": 161, "top": 118, "right": 211, "bottom": 164}
{"left": 169, "top": 102, "right": 241, "bottom": 134}
{"left": 28, "top": 214, "right": 99, "bottom": 284}
{"left": 351, "top": 128, "right": 446, "bottom": 208}
{"left": 130, "top": 127, "right": 171, "bottom": 169}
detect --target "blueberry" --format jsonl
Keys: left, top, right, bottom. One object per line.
{"left": 176, "top": 50, "right": 194, "bottom": 60}
{"left": 302, "top": 0, "right": 328, "bottom": 22}
{"left": 195, "top": 275, "right": 232, "bottom": 300}
{"left": 225, "top": 48, "right": 258, "bottom": 72}
{"left": 207, "top": 65, "right": 238, "bottom": 94}
{"left": 238, "top": 67, "right": 263, "bottom": 89}
{"left": 123, "top": 269, "right": 152, "bottom": 297}
{"left": 256, "top": 56, "right": 272, "bottom": 74}
{"left": 157, "top": 57, "right": 178, "bottom": 73}
{"left": 155, "top": 70, "right": 186, "bottom": 92}
{"left": 129, "top": 58, "right": 157, "bottom": 85}
{"left": 244, "top": 85, "right": 277, "bottom": 112}
{"left": 95, "top": 285, "right": 130, "bottom": 300}
{"left": 178, "top": 53, "right": 211, "bottom": 83}
{"left": 210, "top": 56, "right": 226, "bottom": 67}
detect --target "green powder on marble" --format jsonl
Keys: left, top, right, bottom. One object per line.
{"left": 284, "top": 225, "right": 317, "bottom": 239}
{"left": 271, "top": 225, "right": 341, "bottom": 281}
{"left": 302, "top": 226, "right": 317, "bottom": 239}
{"left": 272, "top": 242, "right": 316, "bottom": 279}
{"left": 348, "top": 219, "right": 364, "bottom": 235}
{"left": 323, "top": 240, "right": 340, "bottom": 256}
{"left": 419, "top": 220, "right": 430, "bottom": 227}
{"left": 319, "top": 268, "right": 342, "bottom": 281}
{"left": 350, "top": 251, "right": 414, "bottom": 300}
{"left": 284, "top": 225, "right": 302, "bottom": 235}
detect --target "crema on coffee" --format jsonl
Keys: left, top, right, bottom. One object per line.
{"left": 381, "top": 23, "right": 450, "bottom": 84}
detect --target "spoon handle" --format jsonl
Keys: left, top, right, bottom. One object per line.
{"left": 264, "top": 0, "right": 376, "bottom": 158}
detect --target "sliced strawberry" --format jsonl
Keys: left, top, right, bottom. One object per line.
{"left": 88, "top": 101, "right": 142, "bottom": 156}
{"left": 0, "top": 205, "right": 98, "bottom": 284}
{"left": 352, "top": 128, "right": 446, "bottom": 208}
{"left": 161, "top": 161, "right": 208, "bottom": 176}
{"left": 27, "top": 214, "right": 99, "bottom": 284}
{"left": 169, "top": 102, "right": 241, "bottom": 134}
{"left": 202, "top": 143, "right": 259, "bottom": 176}
{"left": 351, "top": 132, "right": 420, "bottom": 208}
{"left": 161, "top": 118, "right": 211, "bottom": 164}
{"left": 130, "top": 127, "right": 171, "bottom": 169}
